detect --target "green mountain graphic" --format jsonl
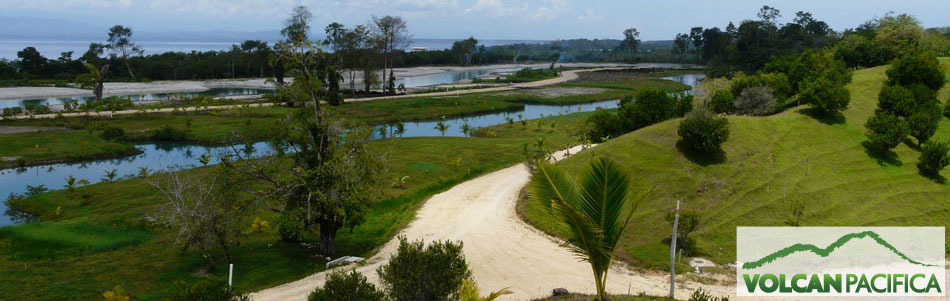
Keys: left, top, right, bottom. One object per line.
{"left": 742, "top": 230, "right": 938, "bottom": 269}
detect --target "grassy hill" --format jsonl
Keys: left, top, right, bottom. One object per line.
{"left": 521, "top": 59, "right": 950, "bottom": 271}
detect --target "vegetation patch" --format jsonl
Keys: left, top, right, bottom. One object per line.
{"left": 0, "top": 222, "right": 153, "bottom": 260}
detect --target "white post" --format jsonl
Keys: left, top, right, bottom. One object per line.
{"left": 228, "top": 263, "right": 234, "bottom": 287}
{"left": 669, "top": 200, "right": 680, "bottom": 299}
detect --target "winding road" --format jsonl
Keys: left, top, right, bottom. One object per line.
{"left": 249, "top": 146, "right": 732, "bottom": 300}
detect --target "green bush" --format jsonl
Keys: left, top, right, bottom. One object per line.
{"left": 865, "top": 111, "right": 909, "bottom": 151}
{"left": 799, "top": 76, "right": 850, "bottom": 114}
{"left": 943, "top": 102, "right": 950, "bottom": 119}
{"left": 677, "top": 108, "right": 730, "bottom": 153}
{"left": 908, "top": 107, "right": 941, "bottom": 146}
{"left": 734, "top": 86, "right": 778, "bottom": 116}
{"left": 100, "top": 127, "right": 128, "bottom": 142}
{"left": 150, "top": 125, "right": 188, "bottom": 141}
{"left": 584, "top": 108, "right": 624, "bottom": 142}
{"left": 674, "top": 94, "right": 694, "bottom": 117}
{"left": 730, "top": 73, "right": 793, "bottom": 101}
{"left": 2, "top": 106, "right": 22, "bottom": 118}
{"left": 689, "top": 287, "right": 730, "bottom": 301}
{"left": 618, "top": 88, "right": 675, "bottom": 130}
{"left": 709, "top": 89, "right": 734, "bottom": 114}
{"left": 918, "top": 140, "right": 950, "bottom": 177}
{"left": 886, "top": 52, "right": 946, "bottom": 91}
{"left": 308, "top": 270, "right": 385, "bottom": 301}
{"left": 877, "top": 84, "right": 917, "bottom": 117}
{"left": 168, "top": 277, "right": 248, "bottom": 301}
{"left": 378, "top": 236, "right": 471, "bottom": 301}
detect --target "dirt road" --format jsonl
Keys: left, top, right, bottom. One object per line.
{"left": 249, "top": 146, "right": 732, "bottom": 300}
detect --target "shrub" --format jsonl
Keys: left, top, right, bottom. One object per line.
{"left": 877, "top": 84, "right": 917, "bottom": 117}
{"left": 908, "top": 108, "right": 941, "bottom": 146}
{"left": 689, "top": 288, "right": 730, "bottom": 301}
{"left": 674, "top": 94, "right": 694, "bottom": 117}
{"left": 309, "top": 270, "right": 386, "bottom": 301}
{"left": 918, "top": 140, "right": 950, "bottom": 177}
{"left": 618, "top": 88, "right": 675, "bottom": 129}
{"left": 377, "top": 236, "right": 471, "bottom": 301}
{"left": 733, "top": 86, "right": 778, "bottom": 116}
{"left": 664, "top": 209, "right": 702, "bottom": 256}
{"left": 865, "top": 111, "right": 909, "bottom": 150}
{"left": 835, "top": 34, "right": 889, "bottom": 68}
{"left": 799, "top": 76, "right": 850, "bottom": 114}
{"left": 584, "top": 108, "right": 624, "bottom": 142}
{"left": 100, "top": 127, "right": 127, "bottom": 142}
{"left": 886, "top": 52, "right": 946, "bottom": 91}
{"left": 168, "top": 277, "right": 249, "bottom": 301}
{"left": 2, "top": 107, "right": 23, "bottom": 118}
{"left": 677, "top": 108, "right": 729, "bottom": 153}
{"left": 708, "top": 89, "right": 734, "bottom": 114}
{"left": 943, "top": 102, "right": 950, "bottom": 119}
{"left": 730, "top": 73, "right": 792, "bottom": 101}
{"left": 150, "top": 125, "right": 188, "bottom": 141}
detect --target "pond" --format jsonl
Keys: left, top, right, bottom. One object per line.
{"left": 0, "top": 87, "right": 277, "bottom": 110}
{"left": 0, "top": 73, "right": 704, "bottom": 226}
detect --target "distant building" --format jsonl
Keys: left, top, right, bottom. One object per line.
{"left": 410, "top": 47, "right": 428, "bottom": 52}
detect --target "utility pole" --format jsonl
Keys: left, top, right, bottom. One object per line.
{"left": 669, "top": 200, "right": 680, "bottom": 299}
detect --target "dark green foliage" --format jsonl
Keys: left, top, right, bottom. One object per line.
{"left": 167, "top": 277, "right": 249, "bottom": 301}
{"left": 689, "top": 288, "right": 730, "bottom": 301}
{"left": 877, "top": 84, "right": 917, "bottom": 117}
{"left": 150, "top": 125, "right": 188, "bottom": 141}
{"left": 100, "top": 126, "right": 127, "bottom": 142}
{"left": 664, "top": 209, "right": 702, "bottom": 256}
{"left": 674, "top": 94, "right": 694, "bottom": 117}
{"left": 918, "top": 140, "right": 950, "bottom": 177}
{"left": 733, "top": 86, "right": 777, "bottom": 116}
{"left": 908, "top": 105, "right": 941, "bottom": 146}
{"left": 618, "top": 88, "right": 675, "bottom": 130}
{"left": 944, "top": 102, "right": 950, "bottom": 119}
{"left": 308, "top": 270, "right": 385, "bottom": 301}
{"left": 24, "top": 103, "right": 51, "bottom": 115}
{"left": 798, "top": 76, "right": 850, "bottom": 114}
{"left": 677, "top": 109, "right": 729, "bottom": 153}
{"left": 585, "top": 109, "right": 624, "bottom": 142}
{"left": 835, "top": 34, "right": 889, "bottom": 68}
{"left": 377, "top": 236, "right": 471, "bottom": 301}
{"left": 2, "top": 106, "right": 23, "bottom": 118}
{"left": 886, "top": 53, "right": 947, "bottom": 91}
{"left": 709, "top": 89, "right": 734, "bottom": 114}
{"left": 865, "top": 111, "right": 909, "bottom": 150}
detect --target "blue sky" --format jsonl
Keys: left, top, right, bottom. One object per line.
{"left": 1, "top": 0, "right": 949, "bottom": 40}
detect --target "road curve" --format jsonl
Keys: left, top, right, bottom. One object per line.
{"left": 248, "top": 146, "right": 732, "bottom": 300}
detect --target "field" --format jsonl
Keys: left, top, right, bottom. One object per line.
{"left": 520, "top": 59, "right": 950, "bottom": 273}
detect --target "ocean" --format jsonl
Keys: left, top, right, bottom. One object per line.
{"left": 0, "top": 38, "right": 547, "bottom": 60}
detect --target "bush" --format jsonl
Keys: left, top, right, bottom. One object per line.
{"left": 908, "top": 107, "right": 941, "bottom": 146}
{"left": 618, "top": 88, "right": 675, "bottom": 130}
{"left": 150, "top": 125, "right": 188, "bottom": 141}
{"left": 100, "top": 127, "right": 127, "bottom": 142}
{"left": 377, "top": 236, "right": 471, "bottom": 301}
{"left": 835, "top": 34, "right": 889, "bottom": 68}
{"left": 309, "top": 270, "right": 386, "bottom": 301}
{"left": 877, "top": 84, "right": 917, "bottom": 117}
{"left": 734, "top": 86, "right": 778, "bottom": 116}
{"left": 2, "top": 107, "right": 22, "bottom": 118}
{"left": 709, "top": 89, "right": 734, "bottom": 114}
{"left": 674, "top": 94, "right": 694, "bottom": 117}
{"left": 799, "top": 76, "right": 850, "bottom": 114}
{"left": 865, "top": 111, "right": 909, "bottom": 151}
{"left": 886, "top": 52, "right": 946, "bottom": 91}
{"left": 168, "top": 277, "right": 249, "bottom": 301}
{"left": 664, "top": 209, "right": 702, "bottom": 256}
{"left": 730, "top": 73, "right": 792, "bottom": 101}
{"left": 918, "top": 140, "right": 950, "bottom": 177}
{"left": 677, "top": 108, "right": 729, "bottom": 153}
{"left": 584, "top": 108, "right": 624, "bottom": 142}
{"left": 689, "top": 287, "right": 730, "bottom": 301}
{"left": 943, "top": 102, "right": 950, "bottom": 119}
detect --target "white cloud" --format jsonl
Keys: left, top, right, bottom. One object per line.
{"left": 528, "top": 0, "right": 569, "bottom": 21}
{"left": 464, "top": 0, "right": 528, "bottom": 17}
{"left": 577, "top": 8, "right": 602, "bottom": 23}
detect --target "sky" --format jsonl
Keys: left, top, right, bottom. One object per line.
{"left": 1, "top": 0, "right": 949, "bottom": 41}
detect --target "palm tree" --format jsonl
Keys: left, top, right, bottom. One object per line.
{"left": 394, "top": 122, "right": 406, "bottom": 138}
{"left": 435, "top": 121, "right": 450, "bottom": 137}
{"left": 102, "top": 169, "right": 118, "bottom": 182}
{"left": 75, "top": 62, "right": 109, "bottom": 102}
{"left": 198, "top": 153, "right": 212, "bottom": 166}
{"left": 460, "top": 122, "right": 472, "bottom": 137}
{"left": 527, "top": 157, "right": 648, "bottom": 301}
{"left": 377, "top": 126, "right": 388, "bottom": 138}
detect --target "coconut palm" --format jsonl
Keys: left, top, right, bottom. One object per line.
{"left": 198, "top": 153, "right": 212, "bottom": 166}
{"left": 460, "top": 122, "right": 472, "bottom": 137}
{"left": 394, "top": 122, "right": 406, "bottom": 138}
{"left": 435, "top": 121, "right": 450, "bottom": 137}
{"left": 377, "top": 126, "right": 388, "bottom": 138}
{"left": 527, "top": 157, "right": 648, "bottom": 301}
{"left": 75, "top": 62, "right": 109, "bottom": 102}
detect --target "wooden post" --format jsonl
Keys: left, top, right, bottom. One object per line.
{"left": 669, "top": 200, "right": 680, "bottom": 299}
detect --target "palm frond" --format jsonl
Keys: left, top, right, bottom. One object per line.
{"left": 578, "top": 157, "right": 631, "bottom": 249}
{"left": 551, "top": 196, "right": 608, "bottom": 262}
{"left": 527, "top": 160, "right": 580, "bottom": 210}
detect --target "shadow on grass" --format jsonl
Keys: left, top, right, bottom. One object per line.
{"left": 919, "top": 170, "right": 947, "bottom": 184}
{"left": 797, "top": 107, "right": 846, "bottom": 125}
{"left": 676, "top": 140, "right": 725, "bottom": 166}
{"left": 861, "top": 141, "right": 902, "bottom": 166}
{"left": 903, "top": 138, "right": 922, "bottom": 151}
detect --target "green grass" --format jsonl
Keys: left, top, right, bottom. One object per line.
{"left": 0, "top": 130, "right": 140, "bottom": 167}
{"left": 0, "top": 223, "right": 153, "bottom": 260}
{"left": 520, "top": 59, "right": 950, "bottom": 273}
{"left": 560, "top": 78, "right": 691, "bottom": 92}
{"left": 0, "top": 111, "right": 591, "bottom": 300}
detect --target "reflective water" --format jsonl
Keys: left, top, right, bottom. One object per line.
{"left": 0, "top": 73, "right": 704, "bottom": 226}
{"left": 0, "top": 87, "right": 276, "bottom": 110}
{"left": 394, "top": 68, "right": 521, "bottom": 88}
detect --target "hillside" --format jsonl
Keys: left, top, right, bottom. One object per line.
{"left": 521, "top": 58, "right": 950, "bottom": 270}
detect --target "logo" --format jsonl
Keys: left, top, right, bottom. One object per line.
{"left": 737, "top": 227, "right": 945, "bottom": 297}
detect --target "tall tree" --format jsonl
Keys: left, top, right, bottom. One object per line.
{"left": 372, "top": 15, "right": 410, "bottom": 95}
{"left": 16, "top": 47, "right": 47, "bottom": 78}
{"left": 282, "top": 5, "right": 313, "bottom": 43}
{"left": 451, "top": 37, "right": 479, "bottom": 66}
{"left": 106, "top": 25, "right": 143, "bottom": 79}
{"left": 689, "top": 27, "right": 704, "bottom": 63}
{"left": 75, "top": 63, "right": 109, "bottom": 102}
{"left": 528, "top": 157, "right": 648, "bottom": 301}
{"left": 621, "top": 28, "right": 640, "bottom": 60}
